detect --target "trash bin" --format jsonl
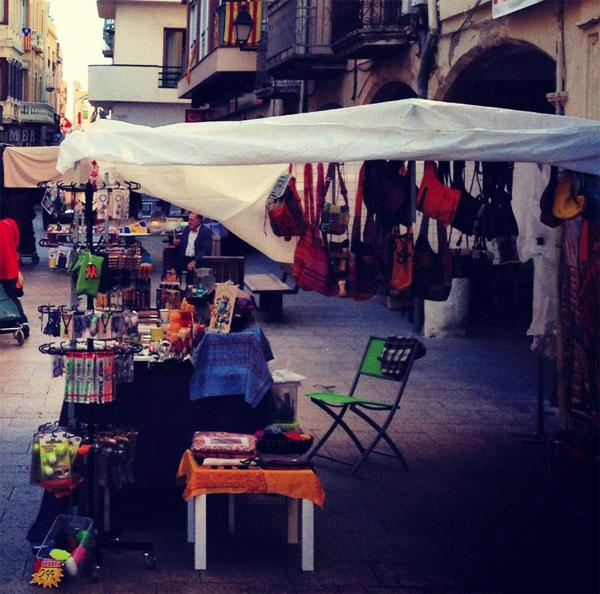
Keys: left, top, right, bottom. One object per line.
{"left": 270, "top": 369, "right": 306, "bottom": 424}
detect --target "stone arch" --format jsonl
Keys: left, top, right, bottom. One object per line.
{"left": 435, "top": 40, "right": 556, "bottom": 113}
{"left": 365, "top": 80, "right": 417, "bottom": 105}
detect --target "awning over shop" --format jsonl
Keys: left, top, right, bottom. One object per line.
{"left": 4, "top": 99, "right": 599, "bottom": 262}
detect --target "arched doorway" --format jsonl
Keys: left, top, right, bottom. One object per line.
{"left": 442, "top": 42, "right": 556, "bottom": 334}
{"left": 443, "top": 42, "right": 555, "bottom": 113}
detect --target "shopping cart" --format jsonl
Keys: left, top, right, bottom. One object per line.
{"left": 0, "top": 282, "right": 29, "bottom": 345}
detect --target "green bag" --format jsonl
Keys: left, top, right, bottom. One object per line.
{"left": 70, "top": 251, "right": 104, "bottom": 297}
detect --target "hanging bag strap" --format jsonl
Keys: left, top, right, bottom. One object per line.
{"left": 303, "top": 163, "right": 314, "bottom": 226}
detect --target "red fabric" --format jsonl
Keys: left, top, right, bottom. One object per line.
{"left": 0, "top": 218, "right": 20, "bottom": 280}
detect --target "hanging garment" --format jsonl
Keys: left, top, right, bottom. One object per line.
{"left": 0, "top": 218, "right": 20, "bottom": 280}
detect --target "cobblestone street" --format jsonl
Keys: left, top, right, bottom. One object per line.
{"left": 0, "top": 216, "right": 595, "bottom": 594}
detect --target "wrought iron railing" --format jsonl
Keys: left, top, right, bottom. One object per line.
{"left": 331, "top": 0, "right": 405, "bottom": 44}
{"left": 158, "top": 66, "right": 182, "bottom": 89}
{"left": 266, "top": 0, "right": 334, "bottom": 67}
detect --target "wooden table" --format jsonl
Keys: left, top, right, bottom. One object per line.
{"left": 244, "top": 273, "right": 295, "bottom": 321}
{"left": 177, "top": 450, "right": 324, "bottom": 571}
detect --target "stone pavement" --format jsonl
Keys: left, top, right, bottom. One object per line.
{"left": 0, "top": 219, "right": 596, "bottom": 594}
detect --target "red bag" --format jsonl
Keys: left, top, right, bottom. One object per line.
{"left": 292, "top": 164, "right": 314, "bottom": 282}
{"left": 347, "top": 165, "right": 377, "bottom": 301}
{"left": 390, "top": 227, "right": 414, "bottom": 291}
{"left": 266, "top": 170, "right": 307, "bottom": 240}
{"left": 294, "top": 164, "right": 338, "bottom": 297}
{"left": 417, "top": 161, "right": 461, "bottom": 227}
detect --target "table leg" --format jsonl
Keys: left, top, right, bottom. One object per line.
{"left": 287, "top": 497, "right": 299, "bottom": 544}
{"left": 194, "top": 495, "right": 207, "bottom": 570}
{"left": 228, "top": 494, "right": 235, "bottom": 535}
{"left": 187, "top": 499, "right": 194, "bottom": 543}
{"left": 301, "top": 499, "right": 314, "bottom": 571}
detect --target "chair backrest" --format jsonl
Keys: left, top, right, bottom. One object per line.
{"left": 202, "top": 256, "right": 245, "bottom": 287}
{"left": 349, "top": 336, "right": 423, "bottom": 403}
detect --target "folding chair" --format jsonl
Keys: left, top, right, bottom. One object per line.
{"left": 306, "top": 336, "right": 424, "bottom": 475}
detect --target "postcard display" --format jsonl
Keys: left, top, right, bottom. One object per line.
{"left": 33, "top": 176, "right": 156, "bottom": 585}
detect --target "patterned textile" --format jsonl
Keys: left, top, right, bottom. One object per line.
{"left": 190, "top": 325, "right": 273, "bottom": 408}
{"left": 559, "top": 219, "right": 599, "bottom": 437}
{"left": 177, "top": 449, "right": 325, "bottom": 506}
{"left": 379, "top": 336, "right": 419, "bottom": 378}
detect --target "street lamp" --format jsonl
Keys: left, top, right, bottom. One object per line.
{"left": 233, "top": 5, "right": 254, "bottom": 50}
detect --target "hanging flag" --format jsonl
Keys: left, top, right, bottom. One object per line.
{"left": 222, "top": 1, "right": 262, "bottom": 47}
{"left": 22, "top": 27, "right": 32, "bottom": 51}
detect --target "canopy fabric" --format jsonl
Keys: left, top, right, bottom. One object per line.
{"left": 58, "top": 99, "right": 600, "bottom": 175}
{"left": 7, "top": 99, "right": 600, "bottom": 263}
{"left": 3, "top": 146, "right": 89, "bottom": 188}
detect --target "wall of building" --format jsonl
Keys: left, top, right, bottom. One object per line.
{"left": 113, "top": 1, "right": 187, "bottom": 65}
{"left": 110, "top": 101, "right": 190, "bottom": 126}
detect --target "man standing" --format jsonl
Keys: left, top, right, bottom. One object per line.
{"left": 178, "top": 212, "right": 213, "bottom": 274}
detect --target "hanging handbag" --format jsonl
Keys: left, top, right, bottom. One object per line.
{"left": 347, "top": 164, "right": 377, "bottom": 301}
{"left": 540, "top": 166, "right": 561, "bottom": 228}
{"left": 417, "top": 161, "right": 461, "bottom": 227}
{"left": 443, "top": 160, "right": 482, "bottom": 236}
{"left": 411, "top": 215, "right": 452, "bottom": 302}
{"left": 552, "top": 170, "right": 587, "bottom": 220}
{"left": 363, "top": 160, "right": 411, "bottom": 227}
{"left": 292, "top": 164, "right": 314, "bottom": 283}
{"left": 389, "top": 226, "right": 414, "bottom": 291}
{"left": 266, "top": 167, "right": 307, "bottom": 241}
{"left": 296, "top": 163, "right": 338, "bottom": 297}
{"left": 320, "top": 163, "right": 350, "bottom": 235}
{"left": 480, "top": 161, "right": 519, "bottom": 240}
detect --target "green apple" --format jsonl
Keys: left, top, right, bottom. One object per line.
{"left": 54, "top": 442, "right": 67, "bottom": 457}
{"left": 46, "top": 452, "right": 57, "bottom": 466}
{"left": 42, "top": 464, "right": 55, "bottom": 478}
{"left": 32, "top": 442, "right": 40, "bottom": 454}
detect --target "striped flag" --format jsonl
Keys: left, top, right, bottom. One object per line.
{"left": 22, "top": 27, "right": 32, "bottom": 51}
{"left": 222, "top": 1, "right": 262, "bottom": 47}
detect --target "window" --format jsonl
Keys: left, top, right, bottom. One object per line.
{"left": 188, "top": 0, "right": 198, "bottom": 66}
{"left": 161, "top": 28, "right": 185, "bottom": 88}
{"left": 0, "top": 0, "right": 8, "bottom": 24}
{"left": 0, "top": 59, "right": 8, "bottom": 101}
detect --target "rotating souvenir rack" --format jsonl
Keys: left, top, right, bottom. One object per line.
{"left": 36, "top": 177, "right": 155, "bottom": 569}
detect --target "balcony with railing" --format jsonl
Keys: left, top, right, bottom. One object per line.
{"left": 330, "top": 0, "right": 418, "bottom": 59}
{"left": 177, "top": 1, "right": 259, "bottom": 104}
{"left": 19, "top": 102, "right": 56, "bottom": 125}
{"left": 31, "top": 30, "right": 44, "bottom": 53}
{"left": 102, "top": 19, "right": 115, "bottom": 58}
{"left": 89, "top": 64, "right": 188, "bottom": 105}
{"left": 265, "top": 0, "right": 345, "bottom": 80}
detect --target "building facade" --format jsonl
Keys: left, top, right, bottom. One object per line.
{"left": 89, "top": 0, "right": 191, "bottom": 126}
{"left": 0, "top": 0, "right": 62, "bottom": 146}
{"left": 177, "top": 0, "right": 599, "bottom": 121}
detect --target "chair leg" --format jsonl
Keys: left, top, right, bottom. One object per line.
{"left": 350, "top": 407, "right": 409, "bottom": 474}
{"left": 308, "top": 402, "right": 365, "bottom": 460}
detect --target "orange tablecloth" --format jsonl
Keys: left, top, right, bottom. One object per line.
{"left": 177, "top": 449, "right": 325, "bottom": 507}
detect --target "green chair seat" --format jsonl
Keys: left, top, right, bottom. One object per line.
{"left": 306, "top": 392, "right": 382, "bottom": 406}
{"left": 306, "top": 392, "right": 388, "bottom": 408}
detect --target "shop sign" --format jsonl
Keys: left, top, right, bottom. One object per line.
{"left": 492, "top": 0, "right": 544, "bottom": 18}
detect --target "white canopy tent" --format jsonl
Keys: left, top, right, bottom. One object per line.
{"left": 4, "top": 99, "right": 599, "bottom": 262}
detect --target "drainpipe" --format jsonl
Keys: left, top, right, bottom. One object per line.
{"left": 413, "top": 0, "right": 439, "bottom": 332}
{"left": 416, "top": 0, "right": 439, "bottom": 99}
{"left": 554, "top": 0, "right": 565, "bottom": 115}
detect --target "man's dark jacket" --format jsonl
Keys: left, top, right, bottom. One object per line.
{"left": 178, "top": 224, "right": 213, "bottom": 268}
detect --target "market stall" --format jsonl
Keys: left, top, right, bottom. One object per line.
{"left": 6, "top": 98, "right": 598, "bottom": 583}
